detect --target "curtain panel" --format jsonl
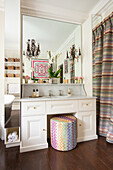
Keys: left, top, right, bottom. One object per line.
{"left": 93, "top": 13, "right": 113, "bottom": 143}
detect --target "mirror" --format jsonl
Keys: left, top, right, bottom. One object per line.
{"left": 22, "top": 15, "right": 81, "bottom": 84}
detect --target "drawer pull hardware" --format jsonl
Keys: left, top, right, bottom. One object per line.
{"left": 43, "top": 129, "right": 46, "bottom": 131}
{"left": 86, "top": 104, "right": 88, "bottom": 106}
{"left": 33, "top": 107, "right": 36, "bottom": 109}
{"left": 79, "top": 124, "right": 82, "bottom": 126}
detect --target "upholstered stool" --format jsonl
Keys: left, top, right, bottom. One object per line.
{"left": 50, "top": 115, "right": 77, "bottom": 151}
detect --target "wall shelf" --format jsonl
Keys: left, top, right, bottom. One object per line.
{"left": 5, "top": 127, "right": 20, "bottom": 148}
{"left": 4, "top": 70, "right": 20, "bottom": 72}
{"left": 5, "top": 77, "right": 20, "bottom": 79}
{"left": 4, "top": 70, "right": 20, "bottom": 71}
{"left": 5, "top": 62, "right": 20, "bottom": 64}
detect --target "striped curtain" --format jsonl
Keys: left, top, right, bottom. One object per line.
{"left": 93, "top": 13, "right": 113, "bottom": 143}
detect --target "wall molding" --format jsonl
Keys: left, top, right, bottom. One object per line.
{"left": 20, "top": 142, "right": 48, "bottom": 153}
{"left": 21, "top": 7, "right": 83, "bottom": 25}
{"left": 21, "top": 1, "right": 88, "bottom": 24}
{"left": 77, "top": 135, "right": 98, "bottom": 143}
{"left": 90, "top": 0, "right": 113, "bottom": 15}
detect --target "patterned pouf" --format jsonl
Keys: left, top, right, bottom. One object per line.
{"left": 50, "top": 115, "right": 77, "bottom": 151}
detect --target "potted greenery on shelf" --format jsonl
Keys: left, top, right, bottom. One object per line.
{"left": 31, "top": 76, "right": 39, "bottom": 83}
{"left": 49, "top": 65, "right": 61, "bottom": 84}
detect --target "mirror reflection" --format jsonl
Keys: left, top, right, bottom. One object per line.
{"left": 22, "top": 15, "right": 81, "bottom": 84}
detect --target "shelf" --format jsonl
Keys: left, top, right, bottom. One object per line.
{"left": 5, "top": 62, "right": 20, "bottom": 64}
{"left": 5, "top": 127, "right": 20, "bottom": 147}
{"left": 5, "top": 77, "right": 20, "bottom": 79}
{"left": 4, "top": 70, "right": 20, "bottom": 71}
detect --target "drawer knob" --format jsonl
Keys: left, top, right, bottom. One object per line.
{"left": 43, "top": 129, "right": 46, "bottom": 131}
{"left": 79, "top": 124, "right": 82, "bottom": 126}
{"left": 33, "top": 107, "right": 36, "bottom": 109}
{"left": 86, "top": 104, "right": 88, "bottom": 106}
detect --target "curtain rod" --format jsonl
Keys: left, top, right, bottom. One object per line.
{"left": 92, "top": 12, "right": 113, "bottom": 32}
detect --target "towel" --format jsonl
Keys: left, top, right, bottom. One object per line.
{"left": 12, "top": 131, "right": 17, "bottom": 137}
{"left": 8, "top": 131, "right": 18, "bottom": 143}
{"left": 8, "top": 133, "right": 12, "bottom": 139}
{"left": 8, "top": 84, "right": 20, "bottom": 94}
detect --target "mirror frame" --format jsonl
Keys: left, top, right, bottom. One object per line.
{"left": 20, "top": 13, "right": 82, "bottom": 87}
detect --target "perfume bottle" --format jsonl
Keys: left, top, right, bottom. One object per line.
{"left": 35, "top": 89, "right": 39, "bottom": 97}
{"left": 32, "top": 89, "right": 36, "bottom": 98}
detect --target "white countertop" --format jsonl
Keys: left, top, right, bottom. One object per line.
{"left": 20, "top": 95, "right": 96, "bottom": 102}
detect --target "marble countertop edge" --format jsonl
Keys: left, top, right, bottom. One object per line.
{"left": 20, "top": 95, "right": 96, "bottom": 102}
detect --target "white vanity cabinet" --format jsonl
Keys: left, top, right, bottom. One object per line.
{"left": 77, "top": 111, "right": 96, "bottom": 142}
{"left": 20, "top": 98, "right": 97, "bottom": 153}
{"left": 20, "top": 101, "right": 48, "bottom": 153}
{"left": 21, "top": 115, "right": 47, "bottom": 147}
{"left": 77, "top": 99, "right": 97, "bottom": 142}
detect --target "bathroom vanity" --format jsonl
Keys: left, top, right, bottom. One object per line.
{"left": 19, "top": 15, "right": 97, "bottom": 153}
{"left": 20, "top": 95, "right": 97, "bottom": 153}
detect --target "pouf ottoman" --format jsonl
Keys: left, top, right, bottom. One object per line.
{"left": 50, "top": 115, "right": 77, "bottom": 151}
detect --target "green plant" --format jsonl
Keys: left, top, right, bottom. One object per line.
{"left": 31, "top": 76, "right": 39, "bottom": 82}
{"left": 49, "top": 66, "right": 61, "bottom": 78}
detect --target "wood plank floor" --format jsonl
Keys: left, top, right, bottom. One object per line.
{"left": 0, "top": 137, "right": 113, "bottom": 170}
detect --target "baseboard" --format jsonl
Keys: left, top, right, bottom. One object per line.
{"left": 20, "top": 143, "right": 48, "bottom": 153}
{"left": 6, "top": 142, "right": 20, "bottom": 148}
{"left": 77, "top": 135, "right": 98, "bottom": 143}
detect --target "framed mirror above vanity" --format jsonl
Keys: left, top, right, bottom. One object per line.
{"left": 21, "top": 15, "right": 82, "bottom": 85}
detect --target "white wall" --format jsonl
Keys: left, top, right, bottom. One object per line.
{"left": 0, "top": 10, "right": 4, "bottom": 139}
{"left": 82, "top": 16, "right": 92, "bottom": 95}
{"left": 4, "top": 0, "right": 20, "bottom": 110}
{"left": 82, "top": 0, "right": 113, "bottom": 96}
{"left": 5, "top": 0, "right": 20, "bottom": 51}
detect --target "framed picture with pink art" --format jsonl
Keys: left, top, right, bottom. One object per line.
{"left": 31, "top": 59, "right": 49, "bottom": 79}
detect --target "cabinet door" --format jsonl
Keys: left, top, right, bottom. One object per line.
{"left": 21, "top": 115, "right": 47, "bottom": 147}
{"left": 77, "top": 111, "right": 96, "bottom": 140}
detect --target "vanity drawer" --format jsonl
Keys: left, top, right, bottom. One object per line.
{"left": 21, "top": 101, "right": 45, "bottom": 116}
{"left": 78, "top": 99, "right": 96, "bottom": 111}
{"left": 47, "top": 100, "right": 78, "bottom": 114}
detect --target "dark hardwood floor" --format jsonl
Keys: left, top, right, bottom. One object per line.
{"left": 0, "top": 137, "right": 113, "bottom": 170}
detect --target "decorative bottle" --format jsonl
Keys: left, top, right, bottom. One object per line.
{"left": 32, "top": 89, "right": 36, "bottom": 98}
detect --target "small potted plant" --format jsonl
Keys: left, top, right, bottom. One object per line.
{"left": 49, "top": 65, "right": 61, "bottom": 84}
{"left": 31, "top": 76, "right": 39, "bottom": 83}
{"left": 79, "top": 76, "right": 83, "bottom": 84}
{"left": 75, "top": 76, "right": 78, "bottom": 84}
{"left": 24, "top": 75, "right": 30, "bottom": 84}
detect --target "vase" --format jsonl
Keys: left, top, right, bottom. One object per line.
{"left": 78, "top": 79, "right": 80, "bottom": 84}
{"left": 80, "top": 79, "right": 83, "bottom": 84}
{"left": 52, "top": 78, "right": 58, "bottom": 84}
{"left": 75, "top": 79, "right": 78, "bottom": 84}
{"left": 28, "top": 79, "right": 34, "bottom": 84}
{"left": 25, "top": 78, "right": 28, "bottom": 84}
